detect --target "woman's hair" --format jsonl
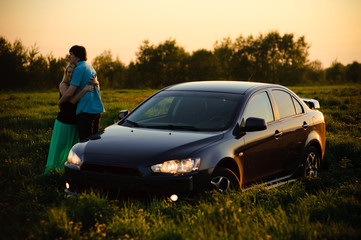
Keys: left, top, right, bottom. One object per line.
{"left": 61, "top": 63, "right": 76, "bottom": 84}
{"left": 69, "top": 45, "right": 87, "bottom": 61}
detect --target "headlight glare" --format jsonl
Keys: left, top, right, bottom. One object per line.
{"left": 151, "top": 158, "right": 200, "bottom": 174}
{"left": 67, "top": 149, "right": 83, "bottom": 166}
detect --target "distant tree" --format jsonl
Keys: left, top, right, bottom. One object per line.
{"left": 124, "top": 61, "right": 140, "bottom": 88}
{"left": 213, "top": 32, "right": 310, "bottom": 84}
{"left": 252, "top": 32, "right": 281, "bottom": 83}
{"left": 2, "top": 34, "right": 360, "bottom": 90}
{"left": 213, "top": 37, "right": 234, "bottom": 79}
{"left": 230, "top": 35, "right": 255, "bottom": 80}
{"left": 345, "top": 61, "right": 361, "bottom": 83}
{"left": 278, "top": 34, "right": 309, "bottom": 84}
{"left": 134, "top": 40, "right": 156, "bottom": 87}
{"left": 188, "top": 49, "right": 220, "bottom": 81}
{"left": 92, "top": 50, "right": 126, "bottom": 88}
{"left": 93, "top": 50, "right": 113, "bottom": 88}
{"left": 250, "top": 32, "right": 309, "bottom": 84}
{"left": 0, "top": 37, "right": 27, "bottom": 90}
{"left": 303, "top": 60, "right": 326, "bottom": 83}
{"left": 0, "top": 36, "right": 68, "bottom": 90}
{"left": 135, "top": 39, "right": 189, "bottom": 87}
{"left": 111, "top": 57, "right": 126, "bottom": 88}
{"left": 47, "top": 55, "right": 68, "bottom": 89}
{"left": 326, "top": 60, "right": 346, "bottom": 82}
{"left": 26, "top": 44, "right": 49, "bottom": 89}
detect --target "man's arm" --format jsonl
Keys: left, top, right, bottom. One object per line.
{"left": 58, "top": 85, "right": 78, "bottom": 106}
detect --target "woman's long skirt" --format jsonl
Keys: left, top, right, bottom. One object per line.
{"left": 44, "top": 119, "right": 79, "bottom": 174}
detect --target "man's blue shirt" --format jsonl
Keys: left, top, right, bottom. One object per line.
{"left": 70, "top": 61, "right": 105, "bottom": 115}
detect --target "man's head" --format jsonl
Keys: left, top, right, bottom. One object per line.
{"left": 69, "top": 45, "right": 87, "bottom": 63}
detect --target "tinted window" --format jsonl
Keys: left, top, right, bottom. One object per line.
{"left": 141, "top": 97, "right": 174, "bottom": 119}
{"left": 243, "top": 91, "right": 274, "bottom": 123}
{"left": 125, "top": 91, "right": 240, "bottom": 131}
{"left": 272, "top": 90, "right": 296, "bottom": 119}
{"left": 293, "top": 97, "right": 304, "bottom": 114}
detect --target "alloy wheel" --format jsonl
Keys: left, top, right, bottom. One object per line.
{"left": 305, "top": 148, "right": 319, "bottom": 177}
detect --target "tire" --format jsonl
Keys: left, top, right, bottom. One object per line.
{"left": 209, "top": 167, "right": 240, "bottom": 193}
{"left": 303, "top": 146, "right": 321, "bottom": 177}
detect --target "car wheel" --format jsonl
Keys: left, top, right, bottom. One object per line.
{"left": 210, "top": 167, "right": 240, "bottom": 193}
{"left": 304, "top": 146, "right": 320, "bottom": 177}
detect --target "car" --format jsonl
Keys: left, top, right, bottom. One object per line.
{"left": 64, "top": 81, "right": 326, "bottom": 198}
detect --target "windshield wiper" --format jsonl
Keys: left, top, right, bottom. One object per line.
{"left": 147, "top": 125, "right": 200, "bottom": 131}
{"left": 124, "top": 120, "right": 142, "bottom": 127}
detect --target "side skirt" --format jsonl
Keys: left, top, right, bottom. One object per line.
{"left": 244, "top": 173, "right": 297, "bottom": 191}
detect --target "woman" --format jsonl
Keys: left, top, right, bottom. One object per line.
{"left": 44, "top": 63, "right": 95, "bottom": 174}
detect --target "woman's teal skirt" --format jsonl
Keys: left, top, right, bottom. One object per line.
{"left": 44, "top": 119, "right": 79, "bottom": 174}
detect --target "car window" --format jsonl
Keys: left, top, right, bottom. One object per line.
{"left": 293, "top": 97, "right": 304, "bottom": 115}
{"left": 125, "top": 91, "right": 240, "bottom": 131}
{"left": 272, "top": 90, "right": 296, "bottom": 119}
{"left": 142, "top": 97, "right": 174, "bottom": 119}
{"left": 243, "top": 91, "right": 274, "bottom": 123}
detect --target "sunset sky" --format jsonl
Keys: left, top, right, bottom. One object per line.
{"left": 1, "top": 0, "right": 360, "bottom": 68}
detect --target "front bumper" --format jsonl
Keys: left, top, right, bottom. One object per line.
{"left": 64, "top": 164, "right": 209, "bottom": 194}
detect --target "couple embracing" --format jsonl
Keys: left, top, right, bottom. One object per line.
{"left": 45, "top": 45, "right": 104, "bottom": 174}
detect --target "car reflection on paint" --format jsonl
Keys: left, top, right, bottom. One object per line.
{"left": 65, "top": 81, "right": 326, "bottom": 198}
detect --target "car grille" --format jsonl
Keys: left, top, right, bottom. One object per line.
{"left": 81, "top": 163, "right": 141, "bottom": 176}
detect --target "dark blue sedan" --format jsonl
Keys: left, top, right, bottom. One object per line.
{"left": 65, "top": 81, "right": 326, "bottom": 197}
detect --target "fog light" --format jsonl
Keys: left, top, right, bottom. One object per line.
{"left": 65, "top": 182, "right": 70, "bottom": 189}
{"left": 170, "top": 194, "right": 178, "bottom": 202}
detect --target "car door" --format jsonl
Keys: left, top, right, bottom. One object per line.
{"left": 240, "top": 91, "right": 284, "bottom": 183}
{"left": 270, "top": 89, "right": 309, "bottom": 176}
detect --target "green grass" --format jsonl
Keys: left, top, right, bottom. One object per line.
{"left": 0, "top": 85, "right": 360, "bottom": 239}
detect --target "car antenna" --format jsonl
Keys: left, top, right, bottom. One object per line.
{"left": 247, "top": 73, "right": 254, "bottom": 82}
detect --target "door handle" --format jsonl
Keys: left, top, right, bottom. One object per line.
{"left": 302, "top": 121, "right": 309, "bottom": 130}
{"left": 274, "top": 130, "right": 283, "bottom": 140}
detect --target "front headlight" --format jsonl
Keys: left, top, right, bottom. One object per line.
{"left": 67, "top": 149, "right": 83, "bottom": 167}
{"left": 151, "top": 158, "right": 200, "bottom": 174}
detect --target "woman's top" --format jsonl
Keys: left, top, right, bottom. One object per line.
{"left": 57, "top": 87, "right": 77, "bottom": 124}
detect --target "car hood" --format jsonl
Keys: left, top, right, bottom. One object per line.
{"left": 81, "top": 124, "right": 224, "bottom": 167}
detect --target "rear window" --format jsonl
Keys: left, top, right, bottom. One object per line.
{"left": 293, "top": 97, "right": 304, "bottom": 115}
{"left": 272, "top": 90, "right": 296, "bottom": 119}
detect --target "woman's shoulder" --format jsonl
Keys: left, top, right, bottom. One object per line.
{"left": 59, "top": 82, "right": 70, "bottom": 94}
{"left": 59, "top": 82, "right": 70, "bottom": 88}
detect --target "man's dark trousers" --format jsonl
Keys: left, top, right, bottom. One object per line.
{"left": 76, "top": 113, "right": 101, "bottom": 141}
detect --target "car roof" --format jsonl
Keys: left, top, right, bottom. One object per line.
{"left": 164, "top": 81, "right": 279, "bottom": 95}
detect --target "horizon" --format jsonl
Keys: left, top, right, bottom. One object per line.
{"left": 1, "top": 0, "right": 360, "bottom": 68}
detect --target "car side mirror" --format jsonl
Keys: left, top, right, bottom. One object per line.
{"left": 301, "top": 98, "right": 320, "bottom": 109}
{"left": 245, "top": 117, "right": 267, "bottom": 132}
{"left": 118, "top": 110, "right": 130, "bottom": 120}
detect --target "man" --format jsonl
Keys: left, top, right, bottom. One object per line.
{"left": 59, "top": 45, "right": 104, "bottom": 141}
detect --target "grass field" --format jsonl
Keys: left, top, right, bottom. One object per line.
{"left": 0, "top": 85, "right": 360, "bottom": 239}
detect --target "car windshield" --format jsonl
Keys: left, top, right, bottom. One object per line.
{"left": 121, "top": 90, "right": 241, "bottom": 131}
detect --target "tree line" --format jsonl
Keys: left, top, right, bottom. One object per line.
{"left": 1, "top": 32, "right": 360, "bottom": 90}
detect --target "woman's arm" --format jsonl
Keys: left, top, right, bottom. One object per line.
{"left": 59, "top": 82, "right": 70, "bottom": 96}
{"left": 59, "top": 84, "right": 77, "bottom": 106}
{"left": 69, "top": 84, "right": 94, "bottom": 104}
{"left": 90, "top": 75, "right": 100, "bottom": 90}
{"left": 58, "top": 82, "right": 93, "bottom": 107}
{"left": 59, "top": 74, "right": 97, "bottom": 106}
